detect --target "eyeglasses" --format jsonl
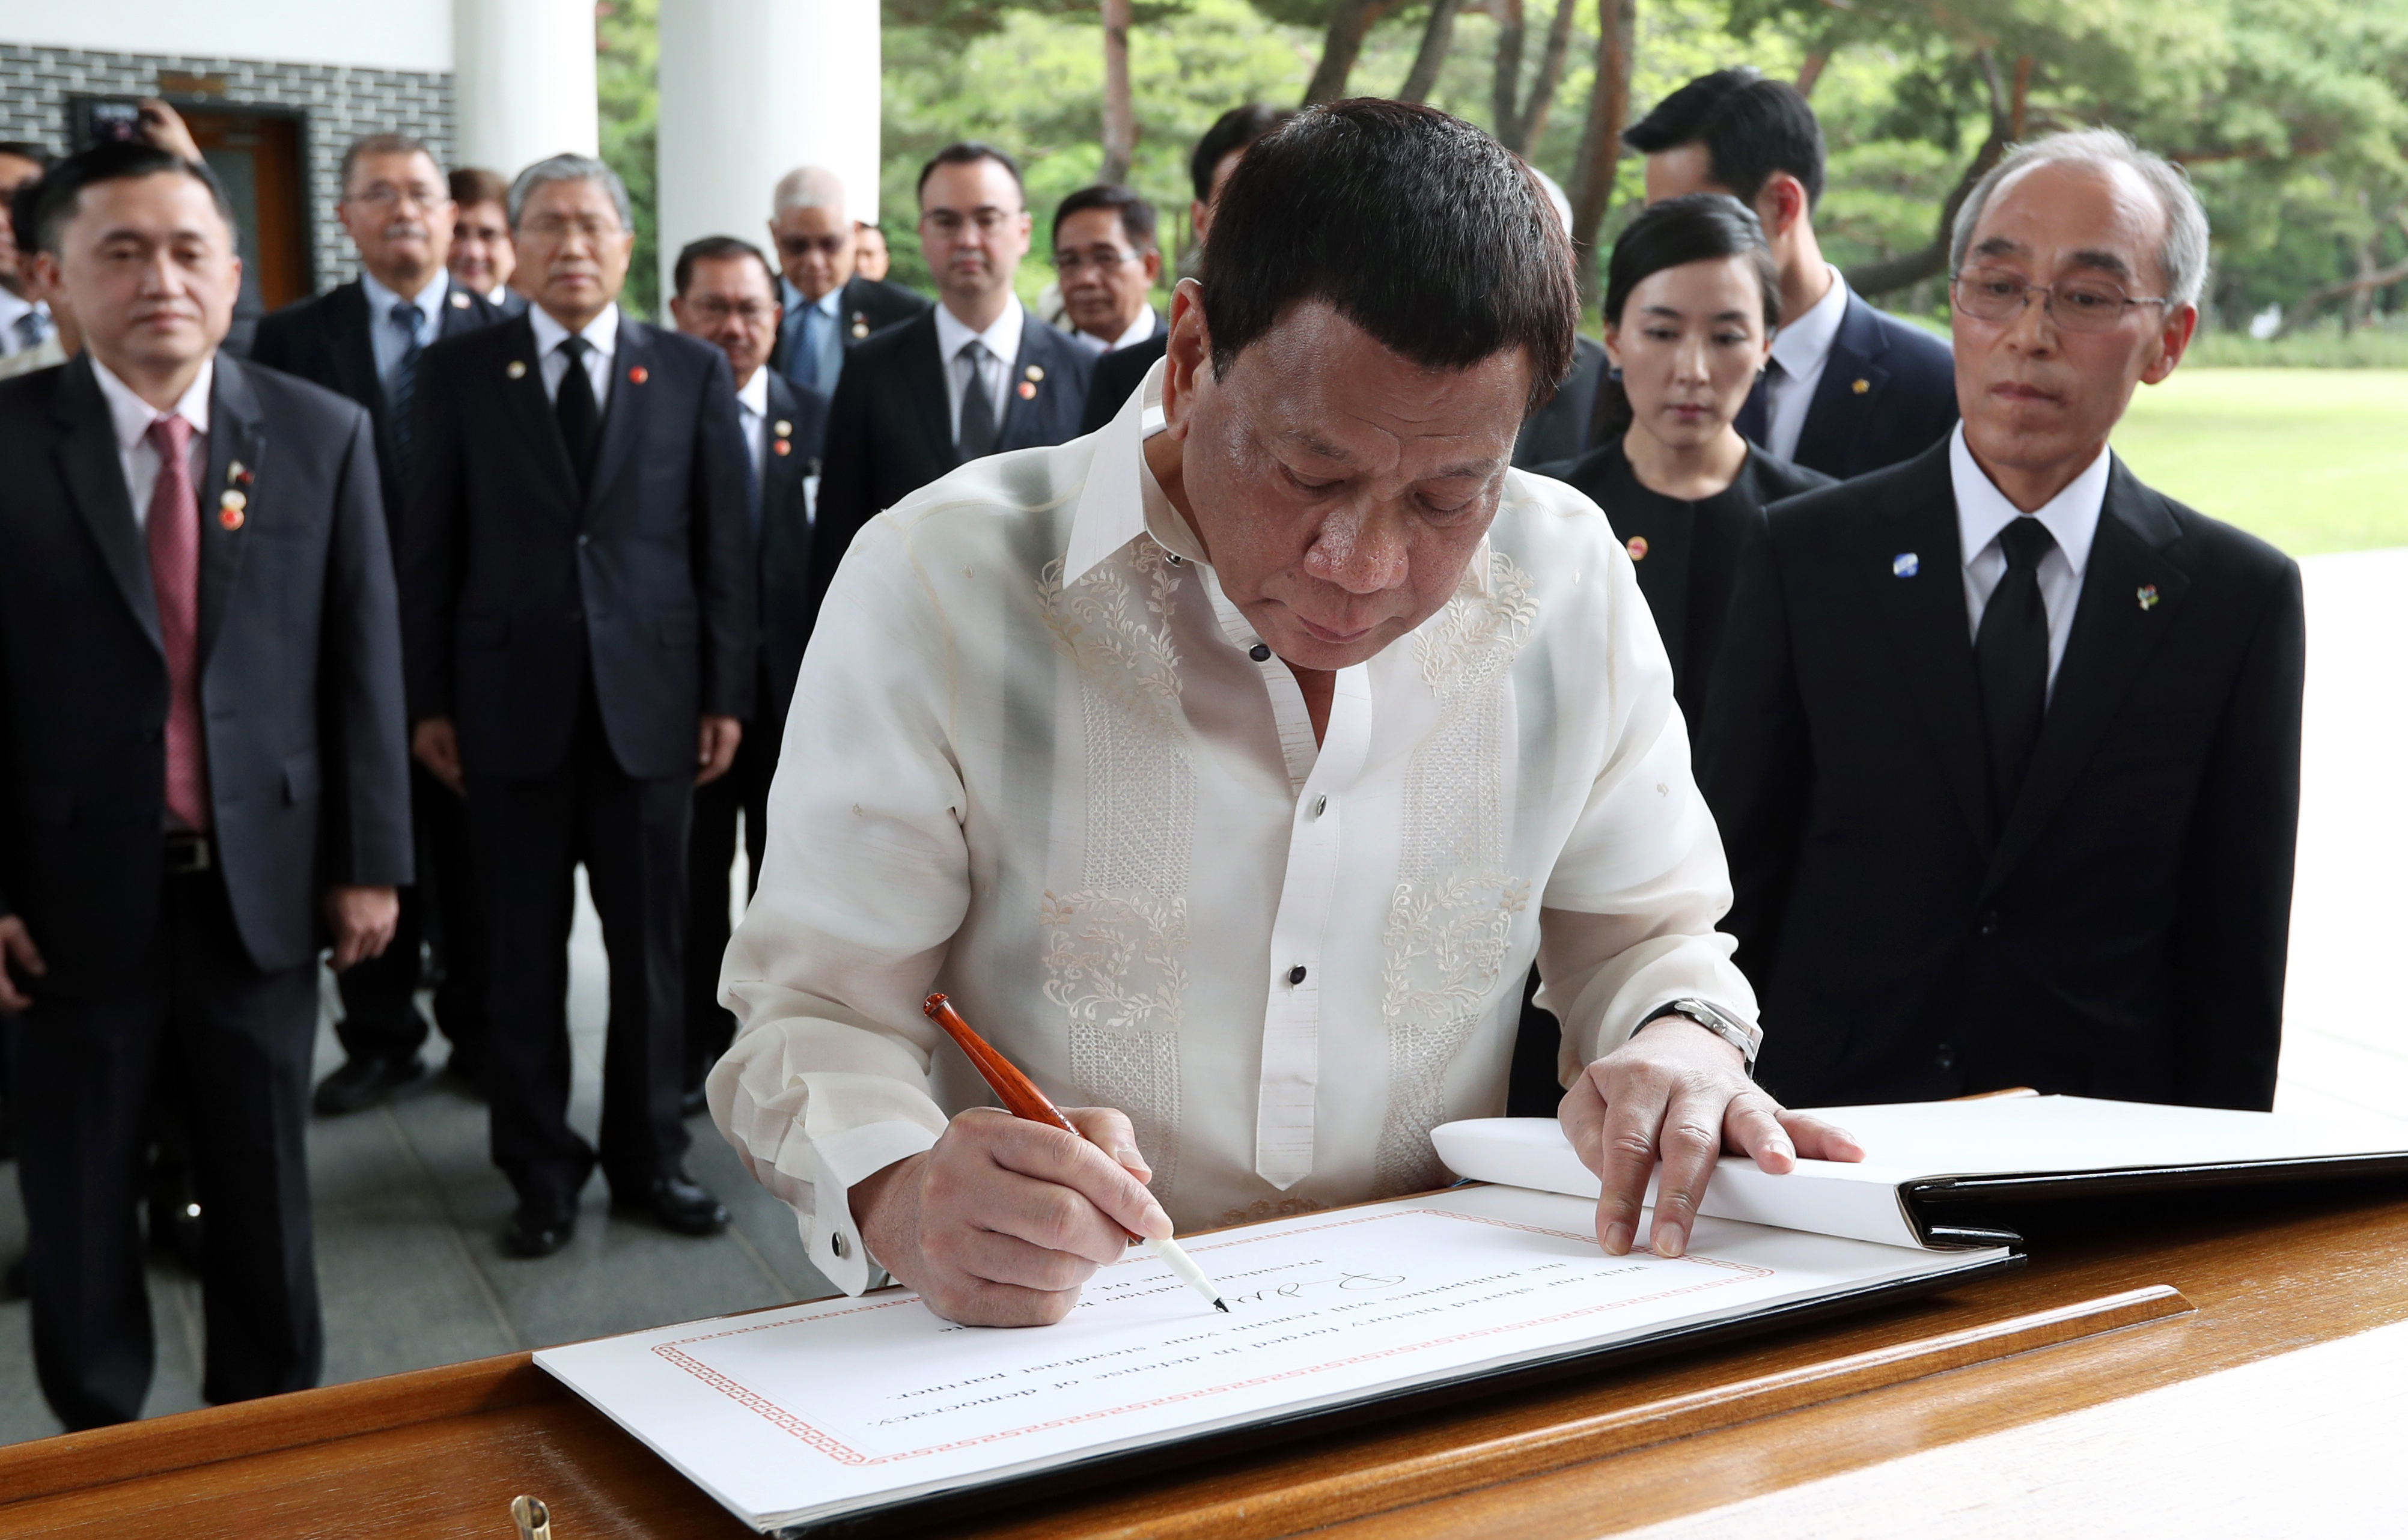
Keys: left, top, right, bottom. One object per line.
{"left": 1055, "top": 248, "right": 1142, "bottom": 276}
{"left": 923, "top": 208, "right": 1015, "bottom": 239}
{"left": 523, "top": 214, "right": 624, "bottom": 242}
{"left": 1951, "top": 267, "right": 2169, "bottom": 333}
{"left": 683, "top": 299, "right": 778, "bottom": 324}
{"left": 349, "top": 184, "right": 451, "bottom": 212}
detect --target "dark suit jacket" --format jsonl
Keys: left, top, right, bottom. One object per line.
{"left": 1079, "top": 330, "right": 1166, "bottom": 436}
{"left": 0, "top": 353, "right": 413, "bottom": 993}
{"left": 768, "top": 273, "right": 933, "bottom": 383}
{"left": 1696, "top": 442, "right": 2304, "bottom": 1111}
{"left": 809, "top": 307, "right": 1094, "bottom": 619}
{"left": 1514, "top": 335, "right": 1607, "bottom": 469}
{"left": 250, "top": 278, "right": 510, "bottom": 535}
{"left": 1781, "top": 288, "right": 1958, "bottom": 481}
{"left": 755, "top": 370, "right": 830, "bottom": 743}
{"left": 402, "top": 312, "right": 757, "bottom": 782}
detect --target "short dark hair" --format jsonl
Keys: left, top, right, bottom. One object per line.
{"left": 1189, "top": 103, "right": 1293, "bottom": 204}
{"left": 1052, "top": 184, "right": 1157, "bottom": 254}
{"left": 1198, "top": 100, "right": 1576, "bottom": 412}
{"left": 340, "top": 132, "right": 440, "bottom": 198}
{"left": 674, "top": 234, "right": 779, "bottom": 299}
{"left": 29, "top": 141, "right": 237, "bottom": 258}
{"left": 916, "top": 141, "right": 1024, "bottom": 205}
{"left": 1622, "top": 67, "right": 1826, "bottom": 209}
{"left": 0, "top": 141, "right": 57, "bottom": 174}
{"left": 1590, "top": 193, "right": 1781, "bottom": 443}
{"left": 449, "top": 166, "right": 511, "bottom": 211}
{"left": 10, "top": 175, "right": 46, "bottom": 258}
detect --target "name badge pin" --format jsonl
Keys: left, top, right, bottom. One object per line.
{"left": 507, "top": 361, "right": 528, "bottom": 380}
{"left": 450, "top": 290, "right": 472, "bottom": 310}
{"left": 2138, "top": 583, "right": 2160, "bottom": 610}
{"left": 1893, "top": 552, "right": 1920, "bottom": 577}
{"left": 1625, "top": 535, "right": 1649, "bottom": 561}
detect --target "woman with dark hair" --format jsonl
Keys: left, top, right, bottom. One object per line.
{"left": 1538, "top": 193, "right": 1832, "bottom": 736}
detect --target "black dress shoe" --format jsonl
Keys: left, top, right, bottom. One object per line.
{"left": 502, "top": 1195, "right": 579, "bottom": 1258}
{"left": 615, "top": 1169, "right": 731, "bottom": 1237}
{"left": 311, "top": 1053, "right": 426, "bottom": 1116}
{"left": 679, "top": 1085, "right": 709, "bottom": 1119}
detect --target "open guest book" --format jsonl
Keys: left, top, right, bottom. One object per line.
{"left": 534, "top": 1095, "right": 2406, "bottom": 1536}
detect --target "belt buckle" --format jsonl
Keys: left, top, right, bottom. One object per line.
{"left": 165, "top": 833, "right": 213, "bottom": 875}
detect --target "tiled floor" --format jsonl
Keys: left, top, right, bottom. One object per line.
{"left": 0, "top": 548, "right": 2401, "bottom": 1444}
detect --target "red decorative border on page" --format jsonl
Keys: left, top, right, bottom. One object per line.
{"left": 647, "top": 1208, "right": 1772, "bottom": 1468}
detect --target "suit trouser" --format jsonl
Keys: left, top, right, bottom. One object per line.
{"left": 332, "top": 762, "right": 489, "bottom": 1070}
{"left": 469, "top": 686, "right": 693, "bottom": 1208}
{"left": 12, "top": 862, "right": 322, "bottom": 1429}
{"left": 681, "top": 722, "right": 773, "bottom": 1091}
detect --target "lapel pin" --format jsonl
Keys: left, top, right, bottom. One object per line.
{"left": 1017, "top": 380, "right": 1037, "bottom": 400}
{"left": 507, "top": 360, "right": 527, "bottom": 380}
{"left": 221, "top": 489, "right": 246, "bottom": 513}
{"left": 227, "top": 460, "right": 249, "bottom": 485}
{"left": 2137, "top": 583, "right": 2160, "bottom": 610}
{"left": 1852, "top": 377, "right": 1871, "bottom": 395}
{"left": 1893, "top": 552, "right": 1920, "bottom": 577}
{"left": 627, "top": 365, "right": 649, "bottom": 385}
{"left": 218, "top": 490, "right": 246, "bottom": 530}
{"left": 1025, "top": 364, "right": 1045, "bottom": 382}
{"left": 1626, "top": 535, "right": 1649, "bottom": 561}
{"left": 772, "top": 438, "right": 792, "bottom": 457}
{"left": 450, "top": 290, "right": 471, "bottom": 310}
{"left": 773, "top": 419, "right": 793, "bottom": 437}
{"left": 851, "top": 315, "right": 870, "bottom": 339}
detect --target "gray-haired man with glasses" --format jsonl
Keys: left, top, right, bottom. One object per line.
{"left": 1699, "top": 127, "right": 2305, "bottom": 1113}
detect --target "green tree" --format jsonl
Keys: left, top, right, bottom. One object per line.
{"left": 596, "top": 0, "right": 660, "bottom": 319}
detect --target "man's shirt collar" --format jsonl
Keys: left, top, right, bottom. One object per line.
{"left": 782, "top": 276, "right": 844, "bottom": 320}
{"left": 933, "top": 295, "right": 1024, "bottom": 370}
{"left": 734, "top": 364, "right": 769, "bottom": 419}
{"left": 1769, "top": 263, "right": 1850, "bottom": 379}
{"left": 529, "top": 300, "right": 620, "bottom": 359}
{"left": 92, "top": 353, "right": 213, "bottom": 451}
{"left": 360, "top": 267, "right": 449, "bottom": 327}
{"left": 1949, "top": 421, "right": 2109, "bottom": 577}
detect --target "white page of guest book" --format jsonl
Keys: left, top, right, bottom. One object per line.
{"left": 535, "top": 1182, "right": 2008, "bottom": 1535}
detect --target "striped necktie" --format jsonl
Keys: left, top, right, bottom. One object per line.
{"left": 145, "top": 415, "right": 210, "bottom": 830}
{"left": 387, "top": 298, "right": 424, "bottom": 483}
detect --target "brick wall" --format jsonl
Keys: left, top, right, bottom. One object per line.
{"left": 0, "top": 44, "right": 453, "bottom": 292}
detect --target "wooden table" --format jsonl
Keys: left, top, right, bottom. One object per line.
{"left": 5, "top": 1178, "right": 2403, "bottom": 1539}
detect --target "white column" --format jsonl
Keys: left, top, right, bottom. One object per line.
{"left": 452, "top": 0, "right": 599, "bottom": 180}
{"left": 656, "top": 0, "right": 882, "bottom": 303}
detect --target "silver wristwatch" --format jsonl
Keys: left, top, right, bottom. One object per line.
{"left": 1639, "top": 997, "right": 1763, "bottom": 1077}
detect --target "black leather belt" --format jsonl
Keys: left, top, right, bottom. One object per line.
{"left": 164, "top": 831, "right": 214, "bottom": 875}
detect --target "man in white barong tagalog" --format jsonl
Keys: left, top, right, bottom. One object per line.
{"left": 711, "top": 101, "right": 1864, "bottom": 1328}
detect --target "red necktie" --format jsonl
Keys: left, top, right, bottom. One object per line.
{"left": 145, "top": 415, "right": 209, "bottom": 831}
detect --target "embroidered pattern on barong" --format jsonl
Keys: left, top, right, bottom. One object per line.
{"left": 1373, "top": 549, "right": 1540, "bottom": 1196}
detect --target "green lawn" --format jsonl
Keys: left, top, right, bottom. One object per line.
{"left": 2111, "top": 368, "right": 2408, "bottom": 556}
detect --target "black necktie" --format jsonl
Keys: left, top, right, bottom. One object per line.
{"left": 955, "top": 340, "right": 997, "bottom": 461}
{"left": 1975, "top": 516, "right": 2056, "bottom": 824}
{"left": 1733, "top": 360, "right": 1779, "bottom": 447}
{"left": 386, "top": 299, "right": 422, "bottom": 486}
{"left": 555, "top": 335, "right": 601, "bottom": 497}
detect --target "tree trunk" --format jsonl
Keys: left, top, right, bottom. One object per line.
{"left": 1565, "top": 0, "right": 1635, "bottom": 306}
{"left": 1100, "top": 0, "right": 1136, "bottom": 184}
{"left": 1845, "top": 49, "right": 2017, "bottom": 299}
{"left": 1397, "top": 0, "right": 1463, "bottom": 104}
{"left": 1492, "top": 0, "right": 1526, "bottom": 142}
{"left": 1795, "top": 51, "right": 1827, "bottom": 98}
{"left": 1304, "top": 0, "right": 1397, "bottom": 105}
{"left": 1504, "top": 0, "right": 1579, "bottom": 153}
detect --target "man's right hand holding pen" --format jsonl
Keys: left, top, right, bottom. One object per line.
{"left": 849, "top": 1106, "right": 1175, "bottom": 1328}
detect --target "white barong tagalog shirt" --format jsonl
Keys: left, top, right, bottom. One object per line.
{"left": 712, "top": 362, "right": 1758, "bottom": 1295}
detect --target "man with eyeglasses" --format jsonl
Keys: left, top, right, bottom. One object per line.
{"left": 763, "top": 165, "right": 928, "bottom": 401}
{"left": 668, "top": 235, "right": 828, "bottom": 1115}
{"left": 402, "top": 155, "right": 755, "bottom": 1258}
{"left": 1699, "top": 129, "right": 2304, "bottom": 1113}
{"left": 252, "top": 133, "right": 511, "bottom": 1115}
{"left": 1051, "top": 185, "right": 1163, "bottom": 355}
{"left": 809, "top": 142, "right": 1094, "bottom": 621}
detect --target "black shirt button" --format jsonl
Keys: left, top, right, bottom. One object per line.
{"left": 1249, "top": 643, "right": 1272, "bottom": 662}
{"left": 1936, "top": 1045, "right": 1959, "bottom": 1071}
{"left": 1287, "top": 965, "right": 1307, "bottom": 985}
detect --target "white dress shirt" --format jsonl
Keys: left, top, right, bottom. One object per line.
{"left": 358, "top": 267, "right": 449, "bottom": 388}
{"left": 0, "top": 286, "right": 46, "bottom": 356}
{"left": 1762, "top": 263, "right": 1850, "bottom": 464}
{"left": 90, "top": 355, "right": 213, "bottom": 529}
{"left": 931, "top": 297, "right": 1024, "bottom": 443}
{"left": 1951, "top": 422, "right": 2109, "bottom": 696}
{"left": 734, "top": 365, "right": 770, "bottom": 485}
{"left": 781, "top": 277, "right": 847, "bottom": 392}
{"left": 710, "top": 361, "right": 1758, "bottom": 1295}
{"left": 528, "top": 301, "right": 619, "bottom": 413}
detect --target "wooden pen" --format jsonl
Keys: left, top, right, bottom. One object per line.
{"left": 922, "top": 993, "right": 1228, "bottom": 1313}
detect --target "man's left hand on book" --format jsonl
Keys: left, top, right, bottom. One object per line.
{"left": 1561, "top": 1020, "right": 1865, "bottom": 1260}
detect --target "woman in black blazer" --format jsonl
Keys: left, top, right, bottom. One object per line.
{"left": 1537, "top": 195, "right": 1831, "bottom": 737}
